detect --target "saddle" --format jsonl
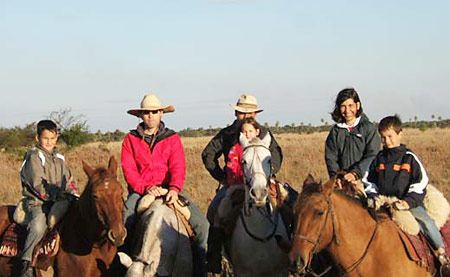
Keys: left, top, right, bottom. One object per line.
{"left": 396, "top": 219, "right": 450, "bottom": 275}
{"left": 137, "top": 191, "right": 195, "bottom": 242}
{"left": 217, "top": 180, "right": 291, "bottom": 236}
{"left": 368, "top": 184, "right": 450, "bottom": 275}
{"left": 0, "top": 222, "right": 59, "bottom": 270}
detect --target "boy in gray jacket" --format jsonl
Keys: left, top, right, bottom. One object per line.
{"left": 18, "top": 120, "right": 78, "bottom": 277}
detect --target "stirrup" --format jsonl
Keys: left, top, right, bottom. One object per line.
{"left": 439, "top": 254, "right": 450, "bottom": 265}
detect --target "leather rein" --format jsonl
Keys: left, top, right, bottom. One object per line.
{"left": 295, "top": 192, "right": 379, "bottom": 276}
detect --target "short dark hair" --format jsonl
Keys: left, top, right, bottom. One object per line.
{"left": 331, "top": 88, "right": 363, "bottom": 123}
{"left": 37, "top": 120, "right": 58, "bottom": 137}
{"left": 378, "top": 115, "right": 402, "bottom": 134}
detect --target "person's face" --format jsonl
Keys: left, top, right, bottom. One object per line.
{"left": 380, "top": 128, "right": 402, "bottom": 149}
{"left": 241, "top": 123, "right": 260, "bottom": 140}
{"left": 141, "top": 110, "right": 163, "bottom": 130}
{"left": 36, "top": 129, "right": 58, "bottom": 153}
{"left": 339, "top": 98, "right": 360, "bottom": 124}
{"left": 236, "top": 111, "right": 257, "bottom": 121}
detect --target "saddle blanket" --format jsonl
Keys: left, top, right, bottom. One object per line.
{"left": 0, "top": 222, "right": 59, "bottom": 261}
{"left": 399, "top": 219, "right": 450, "bottom": 275}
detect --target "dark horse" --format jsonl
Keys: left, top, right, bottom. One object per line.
{"left": 0, "top": 156, "right": 127, "bottom": 276}
{"left": 289, "top": 175, "right": 430, "bottom": 277}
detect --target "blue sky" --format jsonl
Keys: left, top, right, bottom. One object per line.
{"left": 1, "top": 0, "right": 449, "bottom": 131}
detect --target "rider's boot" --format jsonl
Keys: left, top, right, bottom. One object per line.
{"left": 439, "top": 253, "right": 450, "bottom": 277}
{"left": 206, "top": 226, "right": 223, "bottom": 274}
{"left": 19, "top": 259, "right": 34, "bottom": 277}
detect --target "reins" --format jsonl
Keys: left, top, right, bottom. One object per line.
{"left": 239, "top": 206, "right": 279, "bottom": 242}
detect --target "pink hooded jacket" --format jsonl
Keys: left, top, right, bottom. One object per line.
{"left": 121, "top": 123, "right": 186, "bottom": 195}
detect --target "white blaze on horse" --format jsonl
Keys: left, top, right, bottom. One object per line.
{"left": 118, "top": 197, "right": 193, "bottom": 277}
{"left": 220, "top": 133, "right": 290, "bottom": 276}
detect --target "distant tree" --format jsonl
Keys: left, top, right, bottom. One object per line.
{"left": 432, "top": 114, "right": 436, "bottom": 120}
{"left": 48, "top": 108, "right": 92, "bottom": 148}
{"left": 414, "top": 116, "right": 418, "bottom": 122}
{"left": 439, "top": 116, "right": 443, "bottom": 121}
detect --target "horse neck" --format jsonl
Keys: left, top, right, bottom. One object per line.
{"left": 326, "top": 192, "right": 379, "bottom": 269}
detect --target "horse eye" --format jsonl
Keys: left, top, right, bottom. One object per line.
{"left": 93, "top": 194, "right": 99, "bottom": 200}
{"left": 315, "top": 210, "right": 324, "bottom": 217}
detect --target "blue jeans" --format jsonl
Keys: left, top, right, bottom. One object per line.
{"left": 21, "top": 205, "right": 48, "bottom": 262}
{"left": 410, "top": 205, "right": 444, "bottom": 250}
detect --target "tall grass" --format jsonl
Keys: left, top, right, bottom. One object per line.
{"left": 1, "top": 129, "right": 450, "bottom": 213}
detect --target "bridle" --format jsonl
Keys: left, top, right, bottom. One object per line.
{"left": 295, "top": 192, "right": 379, "bottom": 276}
{"left": 239, "top": 143, "right": 279, "bottom": 242}
{"left": 77, "top": 174, "right": 126, "bottom": 247}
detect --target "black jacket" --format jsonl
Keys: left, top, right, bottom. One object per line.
{"left": 325, "top": 113, "right": 381, "bottom": 178}
{"left": 201, "top": 120, "right": 283, "bottom": 183}
{"left": 362, "top": 145, "right": 429, "bottom": 208}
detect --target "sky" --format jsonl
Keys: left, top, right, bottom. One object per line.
{"left": 1, "top": 0, "right": 449, "bottom": 132}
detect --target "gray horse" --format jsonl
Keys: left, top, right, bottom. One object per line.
{"left": 118, "top": 198, "right": 193, "bottom": 277}
{"left": 218, "top": 133, "right": 290, "bottom": 276}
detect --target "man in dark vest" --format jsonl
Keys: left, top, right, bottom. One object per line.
{"left": 202, "top": 94, "right": 289, "bottom": 273}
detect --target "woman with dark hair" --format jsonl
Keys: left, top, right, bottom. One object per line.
{"left": 325, "top": 88, "right": 381, "bottom": 183}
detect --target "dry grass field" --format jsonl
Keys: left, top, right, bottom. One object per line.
{"left": 1, "top": 128, "right": 450, "bottom": 212}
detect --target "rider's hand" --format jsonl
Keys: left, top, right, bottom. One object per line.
{"left": 394, "top": 200, "right": 410, "bottom": 210}
{"left": 147, "top": 186, "right": 164, "bottom": 197}
{"left": 166, "top": 190, "right": 179, "bottom": 205}
{"left": 344, "top": 172, "right": 357, "bottom": 182}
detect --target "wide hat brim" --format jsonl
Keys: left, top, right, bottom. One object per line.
{"left": 127, "top": 105, "right": 175, "bottom": 117}
{"left": 230, "top": 104, "right": 263, "bottom": 113}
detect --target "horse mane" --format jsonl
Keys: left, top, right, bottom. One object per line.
{"left": 295, "top": 181, "right": 370, "bottom": 217}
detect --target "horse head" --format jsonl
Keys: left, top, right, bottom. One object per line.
{"left": 289, "top": 175, "right": 338, "bottom": 274}
{"left": 80, "top": 156, "right": 127, "bottom": 247}
{"left": 240, "top": 132, "right": 272, "bottom": 207}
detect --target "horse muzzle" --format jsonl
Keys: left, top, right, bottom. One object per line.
{"left": 249, "top": 186, "right": 269, "bottom": 206}
{"left": 108, "top": 227, "right": 127, "bottom": 246}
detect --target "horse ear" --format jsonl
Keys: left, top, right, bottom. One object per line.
{"left": 260, "top": 133, "right": 271, "bottom": 148}
{"left": 321, "top": 177, "right": 336, "bottom": 197}
{"left": 108, "top": 156, "right": 118, "bottom": 176}
{"left": 239, "top": 132, "right": 249, "bottom": 148}
{"left": 303, "top": 174, "right": 315, "bottom": 186}
{"left": 82, "top": 161, "right": 95, "bottom": 178}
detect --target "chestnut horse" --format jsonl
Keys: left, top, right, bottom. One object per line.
{"left": 289, "top": 175, "right": 430, "bottom": 277}
{"left": 54, "top": 156, "right": 127, "bottom": 276}
{"left": 0, "top": 156, "right": 127, "bottom": 276}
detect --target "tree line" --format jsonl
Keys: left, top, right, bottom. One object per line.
{"left": 1, "top": 109, "right": 449, "bottom": 152}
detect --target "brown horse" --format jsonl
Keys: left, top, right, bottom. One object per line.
{"left": 54, "top": 156, "right": 127, "bottom": 276}
{"left": 0, "top": 156, "right": 127, "bottom": 276}
{"left": 289, "top": 175, "right": 430, "bottom": 277}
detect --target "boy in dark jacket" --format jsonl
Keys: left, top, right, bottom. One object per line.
{"left": 18, "top": 120, "right": 78, "bottom": 277}
{"left": 363, "top": 115, "right": 449, "bottom": 268}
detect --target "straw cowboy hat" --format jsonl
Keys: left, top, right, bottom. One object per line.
{"left": 230, "top": 94, "right": 263, "bottom": 113}
{"left": 127, "top": 94, "right": 175, "bottom": 117}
